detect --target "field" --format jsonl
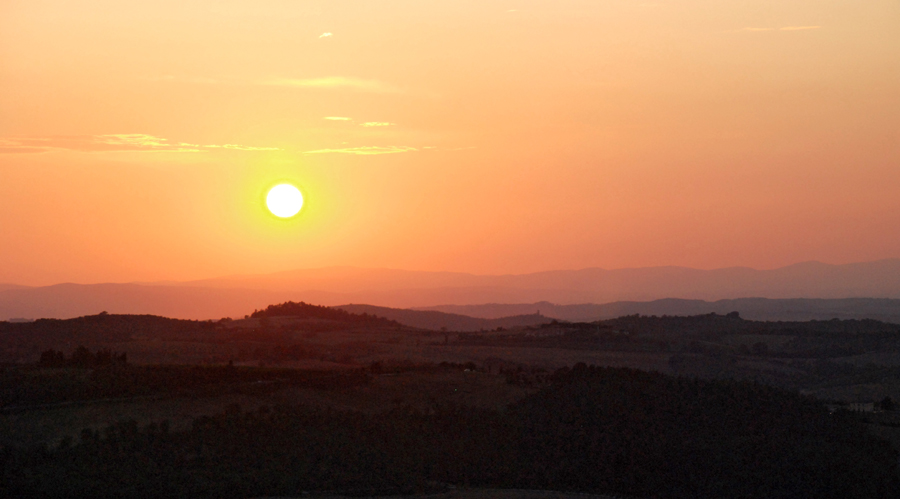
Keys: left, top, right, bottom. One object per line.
{"left": 0, "top": 366, "right": 538, "bottom": 449}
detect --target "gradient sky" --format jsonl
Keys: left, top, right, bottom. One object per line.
{"left": 1, "top": 0, "right": 899, "bottom": 286}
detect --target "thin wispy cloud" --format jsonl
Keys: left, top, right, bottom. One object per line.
{"left": 739, "top": 26, "right": 823, "bottom": 32}
{"left": 202, "top": 144, "right": 281, "bottom": 151}
{"left": 360, "top": 122, "right": 394, "bottom": 127}
{"left": 0, "top": 138, "right": 51, "bottom": 154}
{"left": 780, "top": 26, "right": 822, "bottom": 31}
{"left": 147, "top": 75, "right": 222, "bottom": 84}
{"left": 303, "top": 146, "right": 417, "bottom": 155}
{"left": 151, "top": 75, "right": 407, "bottom": 95}
{"left": 319, "top": 32, "right": 333, "bottom": 38}
{"left": 99, "top": 134, "right": 173, "bottom": 148}
{"left": 0, "top": 135, "right": 279, "bottom": 154}
{"left": 263, "top": 77, "right": 401, "bottom": 94}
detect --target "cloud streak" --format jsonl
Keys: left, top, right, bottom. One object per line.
{"left": 779, "top": 26, "right": 822, "bottom": 31}
{"left": 303, "top": 146, "right": 417, "bottom": 155}
{"left": 201, "top": 144, "right": 281, "bottom": 151}
{"left": 263, "top": 77, "right": 400, "bottom": 93}
{"left": 148, "top": 75, "right": 222, "bottom": 84}
{"left": 0, "top": 138, "right": 54, "bottom": 154}
{"left": 740, "top": 26, "right": 823, "bottom": 32}
{"left": 360, "top": 122, "right": 394, "bottom": 127}
{"left": 149, "top": 74, "right": 405, "bottom": 95}
{"left": 0, "top": 135, "right": 280, "bottom": 154}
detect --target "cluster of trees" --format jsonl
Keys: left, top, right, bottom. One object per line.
{"left": 213, "top": 341, "right": 372, "bottom": 365}
{"left": 469, "top": 313, "right": 878, "bottom": 355}
{"left": 1, "top": 363, "right": 372, "bottom": 408}
{"left": 250, "top": 301, "right": 400, "bottom": 328}
{"left": 458, "top": 325, "right": 670, "bottom": 353}
{"left": 38, "top": 346, "right": 127, "bottom": 368}
{"left": 604, "top": 313, "right": 900, "bottom": 337}
{"left": 437, "top": 361, "right": 480, "bottom": 371}
{"left": 602, "top": 313, "right": 900, "bottom": 358}
{"left": 434, "top": 360, "right": 551, "bottom": 386}
{"left": 3, "top": 365, "right": 897, "bottom": 498}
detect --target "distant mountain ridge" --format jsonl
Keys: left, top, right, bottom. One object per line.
{"left": 417, "top": 298, "right": 900, "bottom": 324}
{"left": 5, "top": 259, "right": 900, "bottom": 320}
{"left": 172, "top": 259, "right": 900, "bottom": 305}
{"left": 0, "top": 283, "right": 31, "bottom": 293}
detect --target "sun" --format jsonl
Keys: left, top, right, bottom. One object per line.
{"left": 266, "top": 183, "right": 304, "bottom": 218}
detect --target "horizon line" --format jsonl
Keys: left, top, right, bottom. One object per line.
{"left": 5, "top": 257, "right": 900, "bottom": 289}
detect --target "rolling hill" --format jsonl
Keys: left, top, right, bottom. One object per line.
{"left": 418, "top": 298, "right": 900, "bottom": 323}
{"left": 5, "top": 260, "right": 900, "bottom": 321}
{"left": 334, "top": 304, "right": 549, "bottom": 331}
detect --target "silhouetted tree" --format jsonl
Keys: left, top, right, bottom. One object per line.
{"left": 38, "top": 349, "right": 65, "bottom": 367}
{"left": 70, "top": 345, "right": 95, "bottom": 367}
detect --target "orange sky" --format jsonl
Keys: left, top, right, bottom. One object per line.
{"left": 1, "top": 0, "right": 899, "bottom": 286}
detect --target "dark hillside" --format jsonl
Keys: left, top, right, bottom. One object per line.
{"left": 0, "top": 304, "right": 405, "bottom": 364}
{"left": 506, "top": 365, "right": 899, "bottom": 498}
{"left": 600, "top": 313, "right": 900, "bottom": 358}
{"left": 601, "top": 312, "right": 900, "bottom": 335}
{"left": 335, "top": 303, "right": 549, "bottom": 331}
{"left": 250, "top": 301, "right": 400, "bottom": 328}
{"left": 0, "top": 313, "right": 216, "bottom": 347}
{"left": 2, "top": 364, "right": 896, "bottom": 498}
{"left": 457, "top": 313, "right": 900, "bottom": 359}
{"left": 420, "top": 297, "right": 900, "bottom": 323}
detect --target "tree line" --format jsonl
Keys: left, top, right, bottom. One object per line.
{"left": 39, "top": 346, "right": 128, "bottom": 369}
{"left": 2, "top": 364, "right": 897, "bottom": 498}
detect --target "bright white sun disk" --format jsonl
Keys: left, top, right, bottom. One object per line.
{"left": 266, "top": 184, "right": 304, "bottom": 218}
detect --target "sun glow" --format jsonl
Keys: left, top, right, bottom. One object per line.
{"left": 266, "top": 184, "right": 304, "bottom": 218}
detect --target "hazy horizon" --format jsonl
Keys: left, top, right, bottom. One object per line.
{"left": 8, "top": 259, "right": 900, "bottom": 321}
{"left": 4, "top": 257, "right": 900, "bottom": 288}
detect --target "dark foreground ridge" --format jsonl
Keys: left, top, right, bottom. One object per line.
{"left": 251, "top": 301, "right": 401, "bottom": 328}
{"left": 2, "top": 364, "right": 897, "bottom": 499}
